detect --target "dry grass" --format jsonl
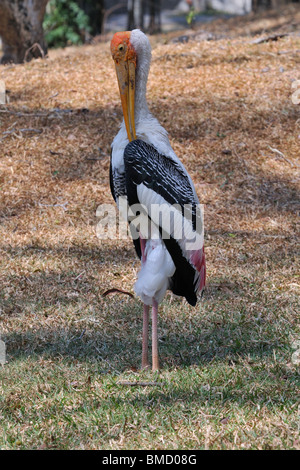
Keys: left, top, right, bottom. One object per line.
{"left": 0, "top": 8, "right": 299, "bottom": 450}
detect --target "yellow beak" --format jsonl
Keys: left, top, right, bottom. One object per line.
{"left": 114, "top": 60, "right": 136, "bottom": 142}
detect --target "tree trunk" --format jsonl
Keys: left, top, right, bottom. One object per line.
{"left": 0, "top": 0, "right": 49, "bottom": 64}
{"left": 76, "top": 0, "right": 104, "bottom": 36}
{"left": 127, "top": 0, "right": 135, "bottom": 30}
{"left": 148, "top": 0, "right": 161, "bottom": 34}
{"left": 252, "top": 0, "right": 293, "bottom": 10}
{"left": 127, "top": 0, "right": 145, "bottom": 30}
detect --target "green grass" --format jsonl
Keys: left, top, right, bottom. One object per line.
{"left": 0, "top": 354, "right": 298, "bottom": 449}
{"left": 0, "top": 10, "right": 300, "bottom": 449}
{"left": 1, "top": 252, "right": 299, "bottom": 449}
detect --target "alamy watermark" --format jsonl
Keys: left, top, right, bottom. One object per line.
{"left": 0, "top": 80, "right": 6, "bottom": 105}
{"left": 96, "top": 196, "right": 204, "bottom": 251}
{"left": 0, "top": 336, "right": 6, "bottom": 365}
{"left": 291, "top": 80, "right": 300, "bottom": 105}
{"left": 291, "top": 337, "right": 300, "bottom": 366}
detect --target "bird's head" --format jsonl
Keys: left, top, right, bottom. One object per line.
{"left": 111, "top": 30, "right": 151, "bottom": 142}
{"left": 111, "top": 31, "right": 137, "bottom": 142}
{"left": 110, "top": 31, "right": 137, "bottom": 66}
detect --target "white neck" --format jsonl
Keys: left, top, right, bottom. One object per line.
{"left": 112, "top": 30, "right": 187, "bottom": 175}
{"left": 130, "top": 30, "right": 152, "bottom": 120}
{"left": 135, "top": 65, "right": 149, "bottom": 118}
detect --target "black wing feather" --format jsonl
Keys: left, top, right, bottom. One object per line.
{"left": 110, "top": 150, "right": 141, "bottom": 258}
{"left": 124, "top": 139, "right": 202, "bottom": 306}
{"left": 110, "top": 149, "right": 126, "bottom": 202}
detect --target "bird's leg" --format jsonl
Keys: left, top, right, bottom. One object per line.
{"left": 152, "top": 298, "right": 159, "bottom": 371}
{"left": 140, "top": 236, "right": 150, "bottom": 369}
{"left": 140, "top": 235, "right": 146, "bottom": 263}
{"left": 142, "top": 303, "right": 150, "bottom": 369}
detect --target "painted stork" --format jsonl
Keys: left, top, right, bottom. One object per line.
{"left": 110, "top": 29, "right": 206, "bottom": 371}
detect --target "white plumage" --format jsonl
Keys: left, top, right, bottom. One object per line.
{"left": 110, "top": 29, "right": 206, "bottom": 370}
{"left": 135, "top": 239, "right": 175, "bottom": 306}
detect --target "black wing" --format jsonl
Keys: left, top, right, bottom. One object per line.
{"left": 124, "top": 139, "right": 205, "bottom": 306}
{"left": 109, "top": 162, "right": 126, "bottom": 203}
{"left": 110, "top": 150, "right": 141, "bottom": 258}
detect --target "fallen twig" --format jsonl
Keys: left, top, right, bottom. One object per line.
{"left": 198, "top": 409, "right": 215, "bottom": 418}
{"left": 20, "top": 128, "right": 42, "bottom": 134}
{"left": 102, "top": 288, "right": 134, "bottom": 299}
{"left": 38, "top": 201, "right": 68, "bottom": 211}
{"left": 73, "top": 271, "right": 85, "bottom": 281}
{"left": 0, "top": 109, "right": 49, "bottom": 117}
{"left": 2, "top": 127, "right": 41, "bottom": 135}
{"left": 268, "top": 146, "right": 300, "bottom": 168}
{"left": 24, "top": 43, "right": 45, "bottom": 62}
{"left": 0, "top": 108, "right": 71, "bottom": 118}
{"left": 251, "top": 33, "right": 289, "bottom": 45}
{"left": 117, "top": 381, "right": 162, "bottom": 387}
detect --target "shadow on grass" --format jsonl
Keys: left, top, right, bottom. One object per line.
{"left": 0, "top": 94, "right": 299, "bottom": 222}
{"left": 1, "top": 279, "right": 295, "bottom": 369}
{"left": 1, "top": 86, "right": 299, "bottom": 379}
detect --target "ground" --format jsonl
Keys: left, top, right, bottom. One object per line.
{"left": 0, "top": 8, "right": 299, "bottom": 450}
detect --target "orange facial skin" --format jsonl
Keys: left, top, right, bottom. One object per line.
{"left": 111, "top": 32, "right": 137, "bottom": 142}
{"left": 110, "top": 31, "right": 137, "bottom": 67}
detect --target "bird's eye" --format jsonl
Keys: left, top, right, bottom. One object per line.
{"left": 118, "top": 44, "right": 124, "bottom": 52}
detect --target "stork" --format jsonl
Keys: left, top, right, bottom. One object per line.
{"left": 110, "top": 30, "right": 206, "bottom": 371}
